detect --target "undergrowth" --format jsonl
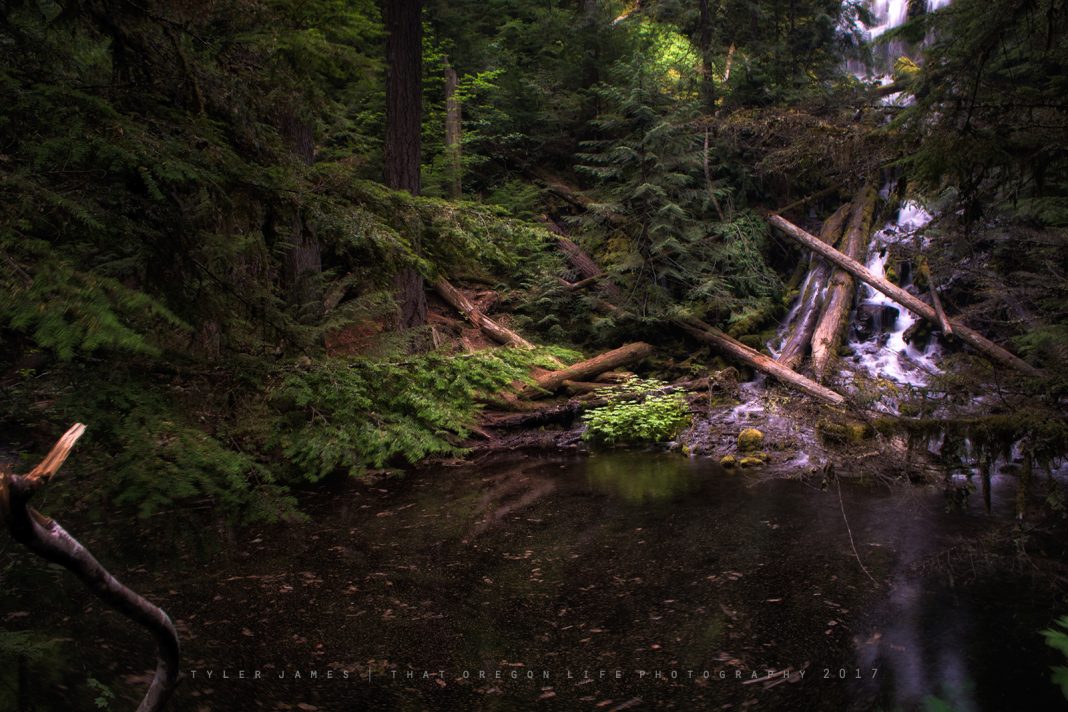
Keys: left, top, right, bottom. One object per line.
{"left": 582, "top": 377, "right": 691, "bottom": 446}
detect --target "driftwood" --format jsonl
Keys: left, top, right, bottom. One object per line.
{"left": 810, "top": 185, "right": 877, "bottom": 380}
{"left": 520, "top": 342, "right": 654, "bottom": 398}
{"left": 777, "top": 202, "right": 851, "bottom": 370}
{"left": 0, "top": 425, "right": 180, "bottom": 712}
{"left": 768, "top": 214, "right": 1042, "bottom": 377}
{"left": 674, "top": 317, "right": 847, "bottom": 405}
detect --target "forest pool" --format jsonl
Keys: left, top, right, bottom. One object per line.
{"left": 2, "top": 452, "right": 1065, "bottom": 711}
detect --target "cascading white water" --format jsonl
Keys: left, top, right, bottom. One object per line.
{"left": 844, "top": 1, "right": 952, "bottom": 388}
{"left": 868, "top": 0, "right": 911, "bottom": 38}
{"left": 845, "top": 201, "right": 942, "bottom": 387}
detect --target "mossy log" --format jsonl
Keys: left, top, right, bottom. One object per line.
{"left": 809, "top": 184, "right": 877, "bottom": 381}
{"left": 556, "top": 236, "right": 624, "bottom": 301}
{"left": 519, "top": 342, "right": 654, "bottom": 398}
{"left": 768, "top": 214, "right": 1042, "bottom": 377}
{"left": 552, "top": 233, "right": 846, "bottom": 405}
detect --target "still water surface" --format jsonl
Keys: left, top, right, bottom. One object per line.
{"left": 2, "top": 453, "right": 1063, "bottom": 710}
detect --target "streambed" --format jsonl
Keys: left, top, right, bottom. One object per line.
{"left": 1, "top": 453, "right": 1064, "bottom": 711}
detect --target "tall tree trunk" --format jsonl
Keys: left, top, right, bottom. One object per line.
{"left": 698, "top": 0, "right": 716, "bottom": 112}
{"left": 280, "top": 112, "right": 322, "bottom": 323}
{"left": 444, "top": 61, "right": 462, "bottom": 199}
{"left": 385, "top": 0, "right": 427, "bottom": 329}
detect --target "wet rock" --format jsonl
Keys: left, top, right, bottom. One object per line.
{"left": 710, "top": 367, "right": 741, "bottom": 404}
{"left": 738, "top": 428, "right": 764, "bottom": 451}
{"left": 904, "top": 319, "right": 933, "bottom": 349}
{"left": 853, "top": 303, "right": 899, "bottom": 341}
{"left": 739, "top": 456, "right": 765, "bottom": 468}
{"left": 720, "top": 455, "right": 737, "bottom": 469}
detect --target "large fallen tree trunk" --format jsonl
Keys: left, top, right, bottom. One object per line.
{"left": 809, "top": 185, "right": 877, "bottom": 380}
{"left": 520, "top": 342, "right": 654, "bottom": 398}
{"left": 551, "top": 234, "right": 847, "bottom": 405}
{"left": 434, "top": 279, "right": 535, "bottom": 349}
{"left": 674, "top": 317, "right": 847, "bottom": 405}
{"left": 768, "top": 214, "right": 1043, "bottom": 377}
{"left": 0, "top": 425, "right": 180, "bottom": 712}
{"left": 777, "top": 202, "right": 851, "bottom": 370}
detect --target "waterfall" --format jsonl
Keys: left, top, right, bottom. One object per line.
{"left": 868, "top": 0, "right": 911, "bottom": 39}
{"left": 845, "top": 201, "right": 942, "bottom": 387}
{"left": 769, "top": 0, "right": 954, "bottom": 393}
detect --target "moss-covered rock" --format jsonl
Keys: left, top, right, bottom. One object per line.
{"left": 739, "top": 456, "right": 765, "bottom": 468}
{"left": 737, "top": 428, "right": 765, "bottom": 451}
{"left": 719, "top": 455, "right": 737, "bottom": 468}
{"left": 817, "top": 419, "right": 871, "bottom": 444}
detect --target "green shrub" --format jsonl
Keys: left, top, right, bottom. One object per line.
{"left": 1042, "top": 615, "right": 1068, "bottom": 700}
{"left": 582, "top": 378, "right": 691, "bottom": 446}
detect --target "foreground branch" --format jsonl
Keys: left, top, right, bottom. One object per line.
{"left": 768, "top": 214, "right": 1042, "bottom": 377}
{"left": 1, "top": 425, "right": 180, "bottom": 712}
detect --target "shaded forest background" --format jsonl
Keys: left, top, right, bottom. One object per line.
{"left": 1, "top": 0, "right": 1066, "bottom": 523}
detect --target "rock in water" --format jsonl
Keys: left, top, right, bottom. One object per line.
{"left": 738, "top": 428, "right": 764, "bottom": 451}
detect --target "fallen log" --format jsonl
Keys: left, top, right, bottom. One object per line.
{"left": 485, "top": 377, "right": 709, "bottom": 429}
{"left": 810, "top": 185, "right": 878, "bottom": 380}
{"left": 0, "top": 425, "right": 180, "bottom": 712}
{"left": 434, "top": 279, "right": 536, "bottom": 350}
{"left": 674, "top": 317, "right": 847, "bottom": 405}
{"left": 552, "top": 238, "right": 847, "bottom": 405}
{"left": 520, "top": 342, "right": 654, "bottom": 398}
{"left": 777, "top": 202, "right": 851, "bottom": 370}
{"left": 558, "top": 274, "right": 604, "bottom": 291}
{"left": 556, "top": 237, "right": 624, "bottom": 301}
{"left": 563, "top": 379, "right": 606, "bottom": 394}
{"left": 768, "top": 214, "right": 1042, "bottom": 377}
{"left": 482, "top": 399, "right": 601, "bottom": 429}
{"left": 930, "top": 286, "right": 953, "bottom": 336}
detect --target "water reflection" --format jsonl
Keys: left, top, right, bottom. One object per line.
{"left": 584, "top": 453, "right": 704, "bottom": 502}
{"left": 0, "top": 453, "right": 1062, "bottom": 711}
